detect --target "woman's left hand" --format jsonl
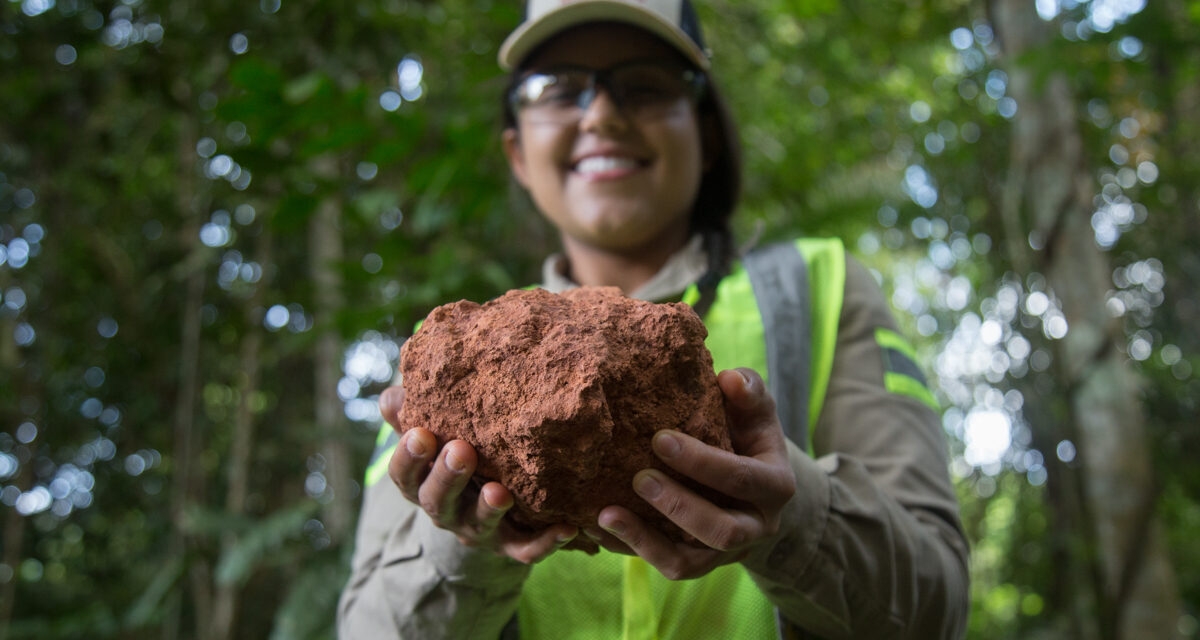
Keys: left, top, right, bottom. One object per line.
{"left": 590, "top": 368, "right": 797, "bottom": 579}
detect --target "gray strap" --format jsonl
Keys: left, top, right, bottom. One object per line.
{"left": 743, "top": 241, "right": 812, "bottom": 452}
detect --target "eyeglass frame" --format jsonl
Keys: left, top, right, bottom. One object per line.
{"left": 506, "top": 58, "right": 709, "bottom": 123}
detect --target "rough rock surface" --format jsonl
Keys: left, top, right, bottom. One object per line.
{"left": 399, "top": 286, "right": 731, "bottom": 552}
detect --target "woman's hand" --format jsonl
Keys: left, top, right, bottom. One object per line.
{"left": 590, "top": 368, "right": 796, "bottom": 579}
{"left": 379, "top": 386, "right": 579, "bottom": 564}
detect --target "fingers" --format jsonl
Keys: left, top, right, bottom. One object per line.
{"left": 597, "top": 506, "right": 720, "bottom": 580}
{"left": 390, "top": 427, "right": 437, "bottom": 501}
{"left": 416, "top": 440, "right": 477, "bottom": 525}
{"left": 584, "top": 526, "right": 636, "bottom": 556}
{"left": 716, "top": 368, "right": 790, "bottom": 461}
{"left": 501, "top": 524, "right": 579, "bottom": 564}
{"left": 380, "top": 385, "right": 405, "bottom": 431}
{"left": 469, "top": 481, "right": 513, "bottom": 530}
{"left": 630, "top": 469, "right": 764, "bottom": 551}
{"left": 650, "top": 430, "right": 795, "bottom": 507}
{"left": 387, "top": 431, "right": 577, "bottom": 564}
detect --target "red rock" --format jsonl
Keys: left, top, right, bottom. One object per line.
{"left": 399, "top": 286, "right": 731, "bottom": 552}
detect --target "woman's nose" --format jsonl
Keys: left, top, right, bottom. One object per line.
{"left": 578, "top": 85, "right": 629, "bottom": 134}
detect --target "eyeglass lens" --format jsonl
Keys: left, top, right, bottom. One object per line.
{"left": 512, "top": 61, "right": 702, "bottom": 124}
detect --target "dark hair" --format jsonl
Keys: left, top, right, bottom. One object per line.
{"left": 502, "top": 64, "right": 743, "bottom": 301}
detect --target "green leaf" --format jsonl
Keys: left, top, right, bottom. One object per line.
{"left": 352, "top": 188, "right": 401, "bottom": 223}
{"left": 781, "top": 0, "right": 837, "bottom": 19}
{"left": 272, "top": 192, "right": 320, "bottom": 232}
{"left": 284, "top": 73, "right": 326, "bottom": 104}
{"left": 480, "top": 260, "right": 515, "bottom": 292}
{"left": 229, "top": 57, "right": 284, "bottom": 92}
{"left": 269, "top": 552, "right": 348, "bottom": 640}
{"left": 124, "top": 557, "right": 185, "bottom": 628}
{"left": 215, "top": 501, "right": 319, "bottom": 586}
{"left": 410, "top": 161, "right": 457, "bottom": 235}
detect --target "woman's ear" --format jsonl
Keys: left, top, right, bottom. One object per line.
{"left": 502, "top": 127, "right": 530, "bottom": 189}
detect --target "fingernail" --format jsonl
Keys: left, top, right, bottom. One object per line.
{"left": 653, "top": 431, "right": 680, "bottom": 458}
{"left": 634, "top": 472, "right": 662, "bottom": 499}
{"left": 738, "top": 369, "right": 752, "bottom": 391}
{"left": 445, "top": 450, "right": 465, "bottom": 472}
{"left": 483, "top": 492, "right": 508, "bottom": 510}
{"left": 583, "top": 527, "right": 604, "bottom": 542}
{"left": 556, "top": 530, "right": 577, "bottom": 544}
{"left": 404, "top": 433, "right": 426, "bottom": 457}
{"left": 602, "top": 520, "right": 626, "bottom": 537}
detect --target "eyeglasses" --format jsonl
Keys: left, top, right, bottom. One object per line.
{"left": 508, "top": 59, "right": 707, "bottom": 125}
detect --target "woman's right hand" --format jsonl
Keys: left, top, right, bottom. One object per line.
{"left": 380, "top": 385, "right": 579, "bottom": 564}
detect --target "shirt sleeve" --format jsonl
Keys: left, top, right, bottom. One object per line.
{"left": 336, "top": 448, "right": 531, "bottom": 639}
{"left": 741, "top": 255, "right": 970, "bottom": 639}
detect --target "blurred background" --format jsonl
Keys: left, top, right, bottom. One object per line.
{"left": 0, "top": 0, "right": 1196, "bottom": 638}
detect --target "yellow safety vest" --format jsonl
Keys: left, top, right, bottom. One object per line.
{"left": 516, "top": 238, "right": 845, "bottom": 640}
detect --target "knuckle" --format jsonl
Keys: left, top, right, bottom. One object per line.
{"left": 419, "top": 497, "right": 442, "bottom": 520}
{"left": 769, "top": 469, "right": 797, "bottom": 504}
{"left": 728, "top": 458, "right": 756, "bottom": 497}
{"left": 432, "top": 473, "right": 454, "bottom": 492}
{"left": 708, "top": 522, "right": 745, "bottom": 552}
{"left": 659, "top": 493, "right": 687, "bottom": 520}
{"left": 508, "top": 541, "right": 542, "bottom": 565}
{"left": 418, "top": 488, "right": 449, "bottom": 521}
{"left": 761, "top": 515, "right": 782, "bottom": 537}
{"left": 618, "top": 524, "right": 646, "bottom": 550}
{"left": 391, "top": 467, "right": 412, "bottom": 487}
{"left": 661, "top": 561, "right": 690, "bottom": 581}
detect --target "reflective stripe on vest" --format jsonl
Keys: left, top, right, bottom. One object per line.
{"left": 518, "top": 238, "right": 846, "bottom": 640}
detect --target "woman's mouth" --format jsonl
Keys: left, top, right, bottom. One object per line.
{"left": 572, "top": 155, "right": 644, "bottom": 179}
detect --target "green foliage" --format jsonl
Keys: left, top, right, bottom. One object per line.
{"left": 124, "top": 557, "right": 185, "bottom": 628}
{"left": 268, "top": 548, "right": 349, "bottom": 640}
{"left": 211, "top": 501, "right": 319, "bottom": 586}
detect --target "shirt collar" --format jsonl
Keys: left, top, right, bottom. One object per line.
{"left": 540, "top": 235, "right": 708, "bottom": 301}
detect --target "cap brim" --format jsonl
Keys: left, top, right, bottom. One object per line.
{"left": 498, "top": 1, "right": 710, "bottom": 71}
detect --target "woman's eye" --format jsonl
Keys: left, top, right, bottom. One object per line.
{"left": 620, "top": 83, "right": 675, "bottom": 104}
{"left": 540, "top": 85, "right": 579, "bottom": 103}
{"left": 530, "top": 75, "right": 588, "bottom": 104}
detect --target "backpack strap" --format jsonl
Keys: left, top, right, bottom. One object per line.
{"left": 742, "top": 241, "right": 812, "bottom": 453}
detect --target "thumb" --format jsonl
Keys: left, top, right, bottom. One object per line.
{"left": 379, "top": 385, "right": 406, "bottom": 432}
{"left": 717, "top": 368, "right": 786, "bottom": 458}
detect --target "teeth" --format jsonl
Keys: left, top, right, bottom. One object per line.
{"left": 575, "top": 156, "right": 639, "bottom": 174}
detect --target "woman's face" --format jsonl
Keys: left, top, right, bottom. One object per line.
{"left": 503, "top": 23, "right": 706, "bottom": 257}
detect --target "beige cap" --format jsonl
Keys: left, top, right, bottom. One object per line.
{"left": 498, "top": 0, "right": 711, "bottom": 71}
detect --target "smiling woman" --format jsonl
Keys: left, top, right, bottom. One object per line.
{"left": 338, "top": 2, "right": 970, "bottom": 639}
{"left": 503, "top": 24, "right": 707, "bottom": 285}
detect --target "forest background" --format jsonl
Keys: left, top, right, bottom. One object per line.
{"left": 1, "top": 0, "right": 1196, "bottom": 638}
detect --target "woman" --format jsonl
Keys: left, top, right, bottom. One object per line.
{"left": 338, "top": 1, "right": 970, "bottom": 638}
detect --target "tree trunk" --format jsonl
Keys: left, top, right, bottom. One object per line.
{"left": 1019, "top": 384, "right": 1093, "bottom": 640}
{"left": 0, "top": 467, "right": 28, "bottom": 640}
{"left": 988, "top": 1, "right": 1183, "bottom": 638}
{"left": 309, "top": 156, "right": 353, "bottom": 542}
{"left": 210, "top": 227, "right": 272, "bottom": 640}
{"left": 167, "top": 117, "right": 211, "bottom": 640}
{"left": 0, "top": 264, "right": 15, "bottom": 639}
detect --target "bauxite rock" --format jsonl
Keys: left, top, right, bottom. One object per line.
{"left": 399, "top": 286, "right": 731, "bottom": 552}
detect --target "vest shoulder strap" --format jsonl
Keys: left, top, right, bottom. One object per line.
{"left": 742, "top": 241, "right": 812, "bottom": 452}
{"left": 742, "top": 238, "right": 845, "bottom": 453}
